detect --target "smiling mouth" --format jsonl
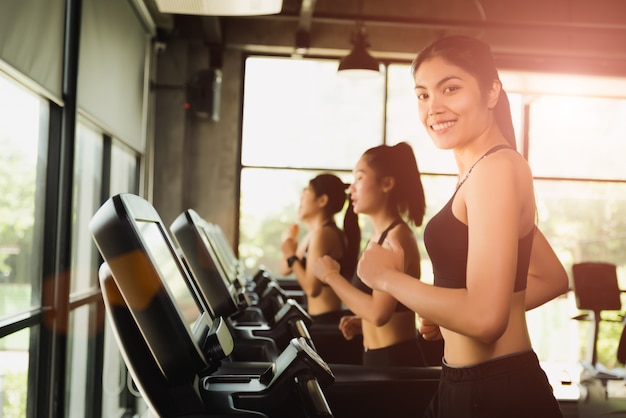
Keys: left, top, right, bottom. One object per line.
{"left": 431, "top": 120, "right": 456, "bottom": 131}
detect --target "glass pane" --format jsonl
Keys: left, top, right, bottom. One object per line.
{"left": 102, "top": 142, "right": 142, "bottom": 417}
{"left": 528, "top": 96, "right": 626, "bottom": 180}
{"left": 110, "top": 142, "right": 138, "bottom": 195}
{"left": 70, "top": 123, "right": 103, "bottom": 294}
{"left": 241, "top": 57, "right": 384, "bottom": 170}
{"left": 101, "top": 317, "right": 142, "bottom": 418}
{"left": 0, "top": 73, "right": 47, "bottom": 319}
{"left": 65, "top": 304, "right": 97, "bottom": 418}
{"left": 529, "top": 179, "right": 626, "bottom": 366}
{"left": 0, "top": 328, "right": 31, "bottom": 417}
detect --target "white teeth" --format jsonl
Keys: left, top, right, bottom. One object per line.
{"left": 431, "top": 121, "right": 455, "bottom": 131}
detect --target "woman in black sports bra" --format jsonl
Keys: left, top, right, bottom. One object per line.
{"left": 357, "top": 36, "right": 569, "bottom": 417}
{"left": 314, "top": 142, "right": 442, "bottom": 367}
{"left": 280, "top": 173, "right": 360, "bottom": 324}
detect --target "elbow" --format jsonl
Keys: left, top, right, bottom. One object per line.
{"left": 472, "top": 317, "right": 508, "bottom": 344}
{"left": 308, "top": 285, "right": 322, "bottom": 298}
{"left": 370, "top": 312, "right": 393, "bottom": 327}
{"left": 551, "top": 266, "right": 570, "bottom": 299}
{"left": 557, "top": 271, "right": 569, "bottom": 296}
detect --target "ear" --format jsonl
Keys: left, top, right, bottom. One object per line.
{"left": 382, "top": 176, "right": 395, "bottom": 193}
{"left": 487, "top": 79, "right": 501, "bottom": 110}
{"left": 317, "top": 193, "right": 329, "bottom": 208}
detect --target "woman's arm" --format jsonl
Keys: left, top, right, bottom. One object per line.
{"left": 280, "top": 223, "right": 300, "bottom": 276}
{"left": 525, "top": 228, "right": 569, "bottom": 310}
{"left": 314, "top": 255, "right": 399, "bottom": 326}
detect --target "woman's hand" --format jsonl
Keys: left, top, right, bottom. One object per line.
{"left": 281, "top": 223, "right": 299, "bottom": 257}
{"left": 282, "top": 223, "right": 299, "bottom": 242}
{"left": 339, "top": 315, "right": 362, "bottom": 340}
{"left": 418, "top": 316, "right": 443, "bottom": 341}
{"left": 281, "top": 237, "right": 297, "bottom": 258}
{"left": 357, "top": 237, "right": 404, "bottom": 292}
{"left": 313, "top": 255, "right": 340, "bottom": 283}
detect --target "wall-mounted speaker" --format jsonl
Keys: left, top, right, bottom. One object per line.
{"left": 186, "top": 68, "right": 222, "bottom": 121}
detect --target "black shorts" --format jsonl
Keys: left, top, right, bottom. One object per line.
{"left": 424, "top": 350, "right": 563, "bottom": 418}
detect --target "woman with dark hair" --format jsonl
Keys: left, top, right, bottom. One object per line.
{"left": 313, "top": 143, "right": 441, "bottom": 367}
{"left": 357, "top": 36, "right": 568, "bottom": 417}
{"left": 280, "top": 173, "right": 360, "bottom": 324}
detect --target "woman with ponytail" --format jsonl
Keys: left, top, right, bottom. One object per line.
{"left": 280, "top": 173, "right": 360, "bottom": 324}
{"left": 357, "top": 36, "right": 568, "bottom": 417}
{"left": 314, "top": 142, "right": 441, "bottom": 367}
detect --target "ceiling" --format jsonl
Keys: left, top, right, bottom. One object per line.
{"left": 143, "top": 0, "right": 626, "bottom": 77}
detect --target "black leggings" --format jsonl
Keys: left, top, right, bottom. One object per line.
{"left": 424, "top": 350, "right": 563, "bottom": 418}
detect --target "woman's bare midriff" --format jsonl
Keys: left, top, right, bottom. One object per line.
{"left": 361, "top": 310, "right": 418, "bottom": 350}
{"left": 440, "top": 292, "right": 532, "bottom": 366}
{"left": 306, "top": 285, "right": 343, "bottom": 316}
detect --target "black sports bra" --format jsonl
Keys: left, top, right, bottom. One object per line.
{"left": 423, "top": 145, "right": 534, "bottom": 292}
{"left": 351, "top": 219, "right": 418, "bottom": 312}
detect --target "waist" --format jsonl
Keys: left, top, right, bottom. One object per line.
{"left": 441, "top": 350, "right": 537, "bottom": 380}
{"left": 362, "top": 312, "right": 417, "bottom": 349}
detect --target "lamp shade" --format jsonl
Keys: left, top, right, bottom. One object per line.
{"left": 155, "top": 0, "right": 283, "bottom": 16}
{"left": 338, "top": 44, "right": 381, "bottom": 77}
{"left": 338, "top": 24, "right": 381, "bottom": 77}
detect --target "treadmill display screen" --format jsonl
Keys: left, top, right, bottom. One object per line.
{"left": 136, "top": 220, "right": 202, "bottom": 328}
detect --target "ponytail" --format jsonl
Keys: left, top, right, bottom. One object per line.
{"left": 392, "top": 142, "right": 426, "bottom": 226}
{"left": 363, "top": 142, "right": 426, "bottom": 227}
{"left": 494, "top": 88, "right": 516, "bottom": 149}
{"left": 341, "top": 198, "right": 361, "bottom": 279}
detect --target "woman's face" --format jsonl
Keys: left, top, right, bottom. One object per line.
{"left": 413, "top": 56, "right": 491, "bottom": 150}
{"left": 297, "top": 184, "right": 322, "bottom": 220}
{"left": 349, "top": 156, "right": 386, "bottom": 216}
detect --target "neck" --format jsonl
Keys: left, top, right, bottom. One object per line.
{"left": 453, "top": 122, "right": 508, "bottom": 174}
{"left": 305, "top": 214, "right": 332, "bottom": 230}
{"left": 368, "top": 211, "right": 400, "bottom": 235}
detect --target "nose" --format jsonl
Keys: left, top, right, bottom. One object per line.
{"left": 426, "top": 94, "right": 443, "bottom": 117}
{"left": 348, "top": 183, "right": 355, "bottom": 194}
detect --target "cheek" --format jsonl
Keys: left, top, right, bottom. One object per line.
{"left": 418, "top": 104, "right": 429, "bottom": 127}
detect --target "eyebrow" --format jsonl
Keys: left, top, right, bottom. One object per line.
{"left": 414, "top": 75, "right": 462, "bottom": 91}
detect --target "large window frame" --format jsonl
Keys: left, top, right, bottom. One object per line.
{"left": 239, "top": 55, "right": 626, "bottom": 369}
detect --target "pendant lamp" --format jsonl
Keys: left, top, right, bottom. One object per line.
{"left": 155, "top": 0, "right": 283, "bottom": 16}
{"left": 338, "top": 20, "right": 381, "bottom": 77}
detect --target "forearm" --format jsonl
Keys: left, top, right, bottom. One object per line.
{"left": 293, "top": 261, "right": 321, "bottom": 297}
{"left": 382, "top": 269, "right": 507, "bottom": 343}
{"left": 325, "top": 271, "right": 383, "bottom": 323}
{"left": 524, "top": 228, "right": 569, "bottom": 311}
{"left": 525, "top": 274, "right": 568, "bottom": 310}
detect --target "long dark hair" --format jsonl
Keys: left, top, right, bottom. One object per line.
{"left": 309, "top": 173, "right": 360, "bottom": 278}
{"left": 362, "top": 142, "right": 426, "bottom": 227}
{"left": 410, "top": 35, "right": 516, "bottom": 149}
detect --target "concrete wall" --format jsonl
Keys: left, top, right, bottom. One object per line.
{"left": 153, "top": 36, "right": 243, "bottom": 248}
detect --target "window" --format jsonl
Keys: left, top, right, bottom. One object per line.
{"left": 242, "top": 56, "right": 385, "bottom": 170}
{"left": 101, "top": 141, "right": 142, "bottom": 417}
{"left": 70, "top": 123, "right": 104, "bottom": 294}
{"left": 0, "top": 72, "right": 48, "bottom": 418}
{"left": 239, "top": 56, "right": 626, "bottom": 370}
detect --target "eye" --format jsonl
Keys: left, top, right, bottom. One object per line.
{"left": 443, "top": 85, "right": 460, "bottom": 94}
{"left": 416, "top": 92, "right": 429, "bottom": 100}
